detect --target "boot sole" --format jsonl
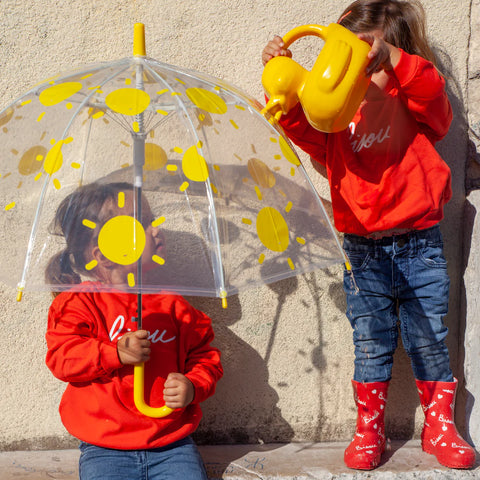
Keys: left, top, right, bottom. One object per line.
{"left": 422, "top": 445, "right": 476, "bottom": 469}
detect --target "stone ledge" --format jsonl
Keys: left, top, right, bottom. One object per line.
{"left": 0, "top": 440, "right": 478, "bottom": 479}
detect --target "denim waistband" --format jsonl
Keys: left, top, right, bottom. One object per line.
{"left": 343, "top": 225, "right": 441, "bottom": 247}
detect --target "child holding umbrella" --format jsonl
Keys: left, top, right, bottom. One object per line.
{"left": 45, "top": 182, "right": 223, "bottom": 480}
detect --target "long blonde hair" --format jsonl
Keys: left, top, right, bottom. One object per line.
{"left": 338, "top": 0, "right": 437, "bottom": 67}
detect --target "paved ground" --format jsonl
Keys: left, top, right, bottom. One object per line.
{"left": 0, "top": 440, "right": 479, "bottom": 479}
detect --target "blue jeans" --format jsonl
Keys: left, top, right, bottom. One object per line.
{"left": 79, "top": 437, "right": 208, "bottom": 480}
{"left": 343, "top": 225, "right": 453, "bottom": 383}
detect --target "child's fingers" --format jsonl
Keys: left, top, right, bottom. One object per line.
{"left": 262, "top": 36, "right": 291, "bottom": 66}
{"left": 164, "top": 372, "right": 182, "bottom": 388}
{"left": 135, "top": 329, "right": 150, "bottom": 339}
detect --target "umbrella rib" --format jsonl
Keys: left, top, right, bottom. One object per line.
{"left": 59, "top": 63, "right": 134, "bottom": 140}
{"left": 141, "top": 61, "right": 228, "bottom": 300}
{"left": 16, "top": 63, "right": 134, "bottom": 295}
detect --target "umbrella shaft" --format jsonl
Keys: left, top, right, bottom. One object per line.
{"left": 133, "top": 136, "right": 145, "bottom": 187}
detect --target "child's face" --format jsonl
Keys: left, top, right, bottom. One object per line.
{"left": 92, "top": 190, "right": 165, "bottom": 285}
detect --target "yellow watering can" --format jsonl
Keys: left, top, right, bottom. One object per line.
{"left": 261, "top": 23, "right": 372, "bottom": 133}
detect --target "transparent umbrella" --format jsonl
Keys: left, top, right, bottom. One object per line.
{"left": 0, "top": 24, "right": 346, "bottom": 416}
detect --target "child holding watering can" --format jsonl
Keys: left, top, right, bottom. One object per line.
{"left": 45, "top": 182, "right": 222, "bottom": 480}
{"left": 262, "top": 0, "right": 475, "bottom": 471}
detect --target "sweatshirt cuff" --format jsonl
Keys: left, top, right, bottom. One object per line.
{"left": 391, "top": 48, "right": 418, "bottom": 87}
{"left": 185, "top": 372, "right": 212, "bottom": 404}
{"left": 100, "top": 342, "right": 123, "bottom": 373}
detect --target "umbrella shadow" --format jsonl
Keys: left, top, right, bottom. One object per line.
{"left": 186, "top": 294, "right": 295, "bottom": 454}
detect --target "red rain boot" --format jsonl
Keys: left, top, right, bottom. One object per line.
{"left": 344, "top": 380, "right": 389, "bottom": 470}
{"left": 416, "top": 378, "right": 476, "bottom": 469}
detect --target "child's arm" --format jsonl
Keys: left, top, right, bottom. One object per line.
{"left": 392, "top": 50, "right": 452, "bottom": 141}
{"left": 360, "top": 33, "right": 451, "bottom": 141}
{"left": 46, "top": 294, "right": 124, "bottom": 383}
{"left": 173, "top": 301, "right": 223, "bottom": 405}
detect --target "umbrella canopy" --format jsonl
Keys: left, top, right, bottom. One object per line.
{"left": 0, "top": 24, "right": 345, "bottom": 306}
{"left": 0, "top": 23, "right": 347, "bottom": 418}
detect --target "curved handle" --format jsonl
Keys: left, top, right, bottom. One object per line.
{"left": 282, "top": 24, "right": 327, "bottom": 49}
{"left": 134, "top": 364, "right": 175, "bottom": 418}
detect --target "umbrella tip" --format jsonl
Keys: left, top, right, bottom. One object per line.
{"left": 133, "top": 23, "right": 146, "bottom": 57}
{"left": 16, "top": 286, "right": 24, "bottom": 302}
{"left": 220, "top": 289, "right": 228, "bottom": 309}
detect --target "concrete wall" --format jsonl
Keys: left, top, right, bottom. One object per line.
{"left": 464, "top": 0, "right": 480, "bottom": 448}
{"left": 0, "top": 0, "right": 474, "bottom": 450}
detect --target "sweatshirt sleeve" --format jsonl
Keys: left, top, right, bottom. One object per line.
{"left": 272, "top": 99, "right": 328, "bottom": 166}
{"left": 45, "top": 293, "right": 122, "bottom": 383}
{"left": 175, "top": 300, "right": 223, "bottom": 404}
{"left": 391, "top": 49, "right": 452, "bottom": 142}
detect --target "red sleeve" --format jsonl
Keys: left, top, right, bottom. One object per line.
{"left": 270, "top": 99, "right": 328, "bottom": 166}
{"left": 391, "top": 49, "right": 452, "bottom": 142}
{"left": 174, "top": 300, "right": 223, "bottom": 404}
{"left": 45, "top": 293, "right": 122, "bottom": 383}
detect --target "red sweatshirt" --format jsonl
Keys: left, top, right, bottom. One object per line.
{"left": 46, "top": 283, "right": 223, "bottom": 450}
{"left": 277, "top": 49, "right": 453, "bottom": 235}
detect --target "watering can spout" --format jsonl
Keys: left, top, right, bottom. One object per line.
{"left": 261, "top": 56, "right": 308, "bottom": 122}
{"left": 261, "top": 23, "right": 371, "bottom": 133}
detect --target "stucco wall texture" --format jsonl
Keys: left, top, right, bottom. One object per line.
{"left": 0, "top": 0, "right": 473, "bottom": 450}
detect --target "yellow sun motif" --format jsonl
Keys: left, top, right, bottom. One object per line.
{"left": 256, "top": 207, "right": 289, "bottom": 252}
{"left": 39, "top": 82, "right": 83, "bottom": 107}
{"left": 242, "top": 204, "right": 298, "bottom": 270}
{"left": 0, "top": 107, "right": 14, "bottom": 128}
{"left": 82, "top": 192, "right": 166, "bottom": 284}
{"left": 105, "top": 88, "right": 151, "bottom": 116}
{"left": 241, "top": 139, "right": 308, "bottom": 271}
{"left": 41, "top": 137, "right": 74, "bottom": 189}
{"left": 247, "top": 158, "right": 276, "bottom": 189}
{"left": 182, "top": 145, "right": 208, "bottom": 182}
{"left": 278, "top": 136, "right": 301, "bottom": 167}
{"left": 145, "top": 143, "right": 168, "bottom": 171}
{"left": 186, "top": 88, "right": 227, "bottom": 115}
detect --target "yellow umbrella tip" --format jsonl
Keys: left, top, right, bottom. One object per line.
{"left": 133, "top": 23, "right": 146, "bottom": 57}
{"left": 16, "top": 287, "right": 24, "bottom": 302}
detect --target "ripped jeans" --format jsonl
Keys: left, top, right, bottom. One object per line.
{"left": 343, "top": 225, "right": 453, "bottom": 383}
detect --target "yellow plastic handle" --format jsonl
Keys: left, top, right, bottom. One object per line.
{"left": 133, "top": 364, "right": 175, "bottom": 418}
{"left": 261, "top": 23, "right": 371, "bottom": 133}
{"left": 281, "top": 24, "right": 327, "bottom": 48}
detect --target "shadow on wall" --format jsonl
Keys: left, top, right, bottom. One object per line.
{"left": 186, "top": 291, "right": 295, "bottom": 446}
{"left": 434, "top": 44, "right": 477, "bottom": 442}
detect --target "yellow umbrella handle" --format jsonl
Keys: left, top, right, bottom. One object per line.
{"left": 133, "top": 364, "right": 175, "bottom": 418}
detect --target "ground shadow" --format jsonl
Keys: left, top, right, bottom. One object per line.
{"left": 434, "top": 43, "right": 479, "bottom": 444}
{"left": 186, "top": 293, "right": 295, "bottom": 477}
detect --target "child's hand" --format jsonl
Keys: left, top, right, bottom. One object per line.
{"left": 262, "top": 35, "right": 292, "bottom": 66}
{"left": 358, "top": 33, "right": 400, "bottom": 75}
{"left": 116, "top": 330, "right": 151, "bottom": 365}
{"left": 163, "top": 372, "right": 195, "bottom": 409}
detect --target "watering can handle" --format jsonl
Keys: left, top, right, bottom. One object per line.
{"left": 134, "top": 364, "right": 175, "bottom": 418}
{"left": 282, "top": 24, "right": 327, "bottom": 49}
